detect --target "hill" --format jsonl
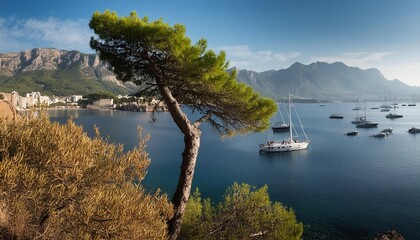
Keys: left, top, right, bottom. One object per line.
{"left": 2, "top": 49, "right": 419, "bottom": 100}
{"left": 0, "top": 48, "right": 138, "bottom": 96}
{"left": 235, "top": 62, "right": 420, "bottom": 101}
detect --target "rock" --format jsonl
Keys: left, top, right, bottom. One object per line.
{"left": 0, "top": 48, "right": 116, "bottom": 83}
{"left": 374, "top": 230, "right": 405, "bottom": 240}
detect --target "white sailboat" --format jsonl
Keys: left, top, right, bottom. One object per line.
{"left": 260, "top": 94, "right": 310, "bottom": 152}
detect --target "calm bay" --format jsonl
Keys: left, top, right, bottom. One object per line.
{"left": 49, "top": 102, "right": 420, "bottom": 239}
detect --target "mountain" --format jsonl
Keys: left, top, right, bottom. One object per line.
{"left": 0, "top": 48, "right": 138, "bottom": 96}
{"left": 235, "top": 62, "right": 420, "bottom": 101}
{"left": 2, "top": 49, "right": 419, "bottom": 100}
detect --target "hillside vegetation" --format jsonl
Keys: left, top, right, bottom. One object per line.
{"left": 0, "top": 63, "right": 136, "bottom": 96}
{"left": 0, "top": 114, "right": 173, "bottom": 239}
{"left": 0, "top": 48, "right": 138, "bottom": 96}
{"left": 0, "top": 113, "right": 303, "bottom": 239}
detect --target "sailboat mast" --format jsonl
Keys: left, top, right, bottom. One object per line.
{"left": 289, "top": 92, "right": 292, "bottom": 141}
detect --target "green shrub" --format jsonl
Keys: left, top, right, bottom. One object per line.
{"left": 180, "top": 183, "right": 303, "bottom": 240}
{"left": 0, "top": 113, "right": 173, "bottom": 239}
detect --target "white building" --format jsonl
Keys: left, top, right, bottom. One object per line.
{"left": 87, "top": 98, "right": 114, "bottom": 109}
{"left": 71, "top": 95, "right": 83, "bottom": 103}
{"left": 25, "top": 92, "right": 49, "bottom": 107}
{"left": 18, "top": 96, "right": 28, "bottom": 109}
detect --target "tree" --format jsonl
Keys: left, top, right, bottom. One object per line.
{"left": 89, "top": 11, "right": 277, "bottom": 239}
{"left": 0, "top": 114, "right": 173, "bottom": 239}
{"left": 180, "top": 183, "right": 303, "bottom": 240}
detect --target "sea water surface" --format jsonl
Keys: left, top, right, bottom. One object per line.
{"left": 49, "top": 102, "right": 420, "bottom": 239}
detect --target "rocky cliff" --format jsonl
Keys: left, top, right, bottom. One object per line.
{"left": 0, "top": 48, "right": 119, "bottom": 82}
{"left": 0, "top": 48, "right": 137, "bottom": 96}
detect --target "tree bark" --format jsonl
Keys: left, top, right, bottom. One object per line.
{"left": 157, "top": 85, "right": 202, "bottom": 240}
{"left": 168, "top": 128, "right": 201, "bottom": 240}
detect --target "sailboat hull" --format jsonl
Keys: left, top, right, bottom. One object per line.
{"left": 272, "top": 126, "right": 290, "bottom": 132}
{"left": 260, "top": 140, "right": 309, "bottom": 152}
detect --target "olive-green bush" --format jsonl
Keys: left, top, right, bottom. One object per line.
{"left": 180, "top": 183, "right": 303, "bottom": 240}
{"left": 0, "top": 113, "right": 173, "bottom": 239}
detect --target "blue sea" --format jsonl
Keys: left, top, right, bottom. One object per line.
{"left": 49, "top": 102, "right": 420, "bottom": 239}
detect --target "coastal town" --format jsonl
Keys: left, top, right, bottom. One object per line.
{"left": 0, "top": 91, "right": 167, "bottom": 112}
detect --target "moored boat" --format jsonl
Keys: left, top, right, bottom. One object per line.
{"left": 386, "top": 113, "right": 403, "bottom": 119}
{"left": 408, "top": 127, "right": 420, "bottom": 134}
{"left": 351, "top": 116, "right": 366, "bottom": 124}
{"left": 329, "top": 114, "right": 344, "bottom": 119}
{"left": 272, "top": 122, "right": 289, "bottom": 132}
{"left": 260, "top": 139, "right": 310, "bottom": 152}
{"left": 380, "top": 104, "right": 392, "bottom": 108}
{"left": 357, "top": 121, "right": 379, "bottom": 128}
{"left": 381, "top": 128, "right": 393, "bottom": 134}
{"left": 271, "top": 100, "right": 290, "bottom": 132}
{"left": 371, "top": 132, "right": 387, "bottom": 138}
{"left": 346, "top": 130, "right": 358, "bottom": 136}
{"left": 260, "top": 94, "right": 310, "bottom": 153}
{"left": 355, "top": 104, "right": 378, "bottom": 128}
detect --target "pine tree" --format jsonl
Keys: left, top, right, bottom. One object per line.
{"left": 89, "top": 11, "right": 276, "bottom": 239}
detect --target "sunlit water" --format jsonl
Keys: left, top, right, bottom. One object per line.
{"left": 49, "top": 102, "right": 420, "bottom": 239}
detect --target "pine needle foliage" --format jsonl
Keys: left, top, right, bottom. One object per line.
{"left": 89, "top": 10, "right": 277, "bottom": 137}
{"left": 0, "top": 113, "right": 173, "bottom": 239}
{"left": 180, "top": 183, "right": 303, "bottom": 240}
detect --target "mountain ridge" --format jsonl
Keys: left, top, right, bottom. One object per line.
{"left": 234, "top": 61, "right": 420, "bottom": 100}
{"left": 0, "top": 48, "right": 137, "bottom": 96}
{"left": 1, "top": 48, "right": 419, "bottom": 100}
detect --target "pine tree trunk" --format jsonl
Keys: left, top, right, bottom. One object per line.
{"left": 157, "top": 85, "right": 202, "bottom": 240}
{"left": 168, "top": 130, "right": 201, "bottom": 240}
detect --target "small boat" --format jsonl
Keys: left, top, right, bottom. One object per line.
{"left": 370, "top": 107, "right": 379, "bottom": 109}
{"left": 329, "top": 114, "right": 344, "bottom": 119}
{"left": 260, "top": 94, "right": 310, "bottom": 152}
{"left": 272, "top": 122, "right": 289, "bottom": 132}
{"left": 271, "top": 100, "right": 290, "bottom": 132}
{"left": 352, "top": 106, "right": 362, "bottom": 111}
{"left": 357, "top": 121, "right": 379, "bottom": 128}
{"left": 381, "top": 128, "right": 393, "bottom": 134}
{"left": 351, "top": 116, "right": 366, "bottom": 124}
{"left": 408, "top": 127, "right": 420, "bottom": 134}
{"left": 380, "top": 104, "right": 392, "bottom": 108}
{"left": 356, "top": 105, "right": 378, "bottom": 128}
{"left": 402, "top": 104, "right": 407, "bottom": 106}
{"left": 371, "top": 132, "right": 387, "bottom": 138}
{"left": 319, "top": 104, "right": 326, "bottom": 107}
{"left": 408, "top": 103, "right": 416, "bottom": 106}
{"left": 346, "top": 130, "right": 358, "bottom": 136}
{"left": 380, "top": 108, "right": 390, "bottom": 112}
{"left": 386, "top": 113, "right": 403, "bottom": 119}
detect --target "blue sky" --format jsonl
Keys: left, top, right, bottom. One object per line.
{"left": 1, "top": 0, "right": 420, "bottom": 86}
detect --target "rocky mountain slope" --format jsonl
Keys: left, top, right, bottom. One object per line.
{"left": 235, "top": 62, "right": 420, "bottom": 100}
{"left": 0, "top": 48, "right": 137, "bottom": 96}
{"left": 1, "top": 48, "right": 419, "bottom": 100}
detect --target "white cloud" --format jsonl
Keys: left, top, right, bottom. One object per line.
{"left": 217, "top": 45, "right": 300, "bottom": 71}
{"left": 0, "top": 17, "right": 93, "bottom": 53}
